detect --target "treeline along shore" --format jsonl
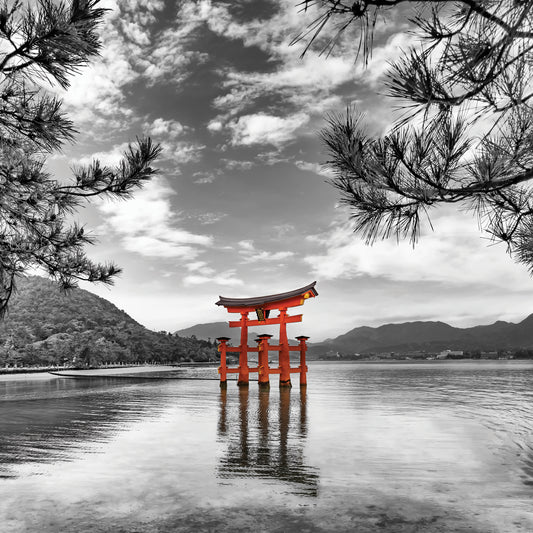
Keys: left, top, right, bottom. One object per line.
{"left": 0, "top": 277, "right": 218, "bottom": 371}
{"left": 315, "top": 349, "right": 533, "bottom": 362}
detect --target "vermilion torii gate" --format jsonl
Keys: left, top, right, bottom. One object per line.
{"left": 216, "top": 281, "right": 318, "bottom": 388}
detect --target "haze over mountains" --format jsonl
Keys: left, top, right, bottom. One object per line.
{"left": 178, "top": 314, "right": 533, "bottom": 356}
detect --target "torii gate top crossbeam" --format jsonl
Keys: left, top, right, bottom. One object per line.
{"left": 216, "top": 281, "right": 318, "bottom": 313}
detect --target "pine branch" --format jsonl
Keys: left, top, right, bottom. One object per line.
{"left": 0, "top": 2, "right": 161, "bottom": 315}
{"left": 58, "top": 138, "right": 162, "bottom": 198}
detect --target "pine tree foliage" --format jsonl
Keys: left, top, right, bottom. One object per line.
{"left": 0, "top": 1, "right": 161, "bottom": 316}
{"left": 297, "top": 1, "right": 533, "bottom": 273}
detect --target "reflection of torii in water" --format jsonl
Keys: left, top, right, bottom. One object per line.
{"left": 216, "top": 282, "right": 318, "bottom": 388}
{"left": 217, "top": 387, "right": 319, "bottom": 497}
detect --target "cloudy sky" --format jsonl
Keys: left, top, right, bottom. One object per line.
{"left": 47, "top": 0, "right": 533, "bottom": 341}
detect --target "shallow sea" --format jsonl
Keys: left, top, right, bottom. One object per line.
{"left": 0, "top": 361, "right": 532, "bottom": 532}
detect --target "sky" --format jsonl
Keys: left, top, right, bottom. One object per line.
{"left": 45, "top": 0, "right": 533, "bottom": 341}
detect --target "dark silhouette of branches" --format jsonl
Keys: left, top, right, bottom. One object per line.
{"left": 297, "top": 1, "right": 533, "bottom": 273}
{"left": 0, "top": 1, "right": 161, "bottom": 316}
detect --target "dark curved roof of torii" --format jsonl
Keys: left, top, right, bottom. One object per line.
{"left": 216, "top": 281, "right": 317, "bottom": 308}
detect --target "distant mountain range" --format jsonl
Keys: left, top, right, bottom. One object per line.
{"left": 178, "top": 314, "right": 533, "bottom": 356}
{"left": 309, "top": 315, "right": 533, "bottom": 356}
{"left": 176, "top": 322, "right": 278, "bottom": 345}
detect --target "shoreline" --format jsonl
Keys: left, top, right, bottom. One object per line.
{"left": 309, "top": 358, "right": 533, "bottom": 364}
{"left": 2, "top": 358, "right": 531, "bottom": 377}
{"left": 0, "top": 363, "right": 177, "bottom": 376}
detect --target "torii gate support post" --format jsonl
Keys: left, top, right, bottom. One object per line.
{"left": 238, "top": 312, "right": 249, "bottom": 387}
{"left": 257, "top": 334, "right": 272, "bottom": 389}
{"left": 217, "top": 337, "right": 230, "bottom": 389}
{"left": 279, "top": 308, "right": 291, "bottom": 388}
{"left": 296, "top": 336, "right": 309, "bottom": 387}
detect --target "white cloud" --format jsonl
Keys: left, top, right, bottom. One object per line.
{"left": 181, "top": 256, "right": 244, "bottom": 288}
{"left": 146, "top": 118, "right": 184, "bottom": 139}
{"left": 192, "top": 170, "right": 222, "bottom": 184}
{"left": 238, "top": 240, "right": 255, "bottom": 252}
{"left": 163, "top": 141, "right": 206, "bottom": 164}
{"left": 57, "top": 2, "right": 137, "bottom": 126}
{"left": 207, "top": 120, "right": 223, "bottom": 132}
{"left": 193, "top": 176, "right": 215, "bottom": 184}
{"left": 57, "top": 1, "right": 208, "bottom": 131}
{"left": 183, "top": 261, "right": 243, "bottom": 287}
{"left": 185, "top": 261, "right": 215, "bottom": 276}
{"left": 222, "top": 159, "right": 254, "bottom": 171}
{"left": 202, "top": 4, "right": 354, "bottom": 105}
{"left": 294, "top": 160, "right": 334, "bottom": 177}
{"left": 227, "top": 112, "right": 310, "bottom": 147}
{"left": 124, "top": 2, "right": 211, "bottom": 87}
{"left": 256, "top": 151, "right": 291, "bottom": 166}
{"left": 271, "top": 223, "right": 296, "bottom": 238}
{"left": 304, "top": 212, "right": 532, "bottom": 291}
{"left": 120, "top": 18, "right": 151, "bottom": 46}
{"left": 98, "top": 176, "right": 213, "bottom": 260}
{"left": 194, "top": 212, "right": 227, "bottom": 225}
{"left": 142, "top": 118, "right": 205, "bottom": 166}
{"left": 203, "top": 1, "right": 415, "bottom": 146}
{"left": 210, "top": 53, "right": 351, "bottom": 132}
{"left": 243, "top": 250, "right": 295, "bottom": 263}
{"left": 237, "top": 239, "right": 294, "bottom": 263}
{"left": 120, "top": 235, "right": 201, "bottom": 259}
{"left": 219, "top": 53, "right": 354, "bottom": 98}
{"left": 135, "top": 29, "right": 207, "bottom": 86}
{"left": 183, "top": 271, "right": 244, "bottom": 287}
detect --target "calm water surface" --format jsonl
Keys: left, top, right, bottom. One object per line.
{"left": 0, "top": 361, "right": 532, "bottom": 532}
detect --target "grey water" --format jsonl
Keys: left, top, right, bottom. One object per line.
{"left": 0, "top": 361, "right": 532, "bottom": 532}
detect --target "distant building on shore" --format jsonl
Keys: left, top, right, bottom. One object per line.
{"left": 437, "top": 349, "right": 464, "bottom": 359}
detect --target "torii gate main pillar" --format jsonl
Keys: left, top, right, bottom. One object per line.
{"left": 237, "top": 312, "right": 249, "bottom": 386}
{"left": 278, "top": 308, "right": 291, "bottom": 388}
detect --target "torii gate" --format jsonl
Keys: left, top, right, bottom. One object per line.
{"left": 215, "top": 281, "right": 318, "bottom": 388}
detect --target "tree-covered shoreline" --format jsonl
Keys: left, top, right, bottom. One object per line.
{"left": 0, "top": 277, "right": 218, "bottom": 369}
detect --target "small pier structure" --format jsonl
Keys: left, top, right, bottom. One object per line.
{"left": 216, "top": 281, "right": 318, "bottom": 388}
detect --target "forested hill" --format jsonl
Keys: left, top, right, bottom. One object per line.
{"left": 0, "top": 276, "right": 217, "bottom": 368}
